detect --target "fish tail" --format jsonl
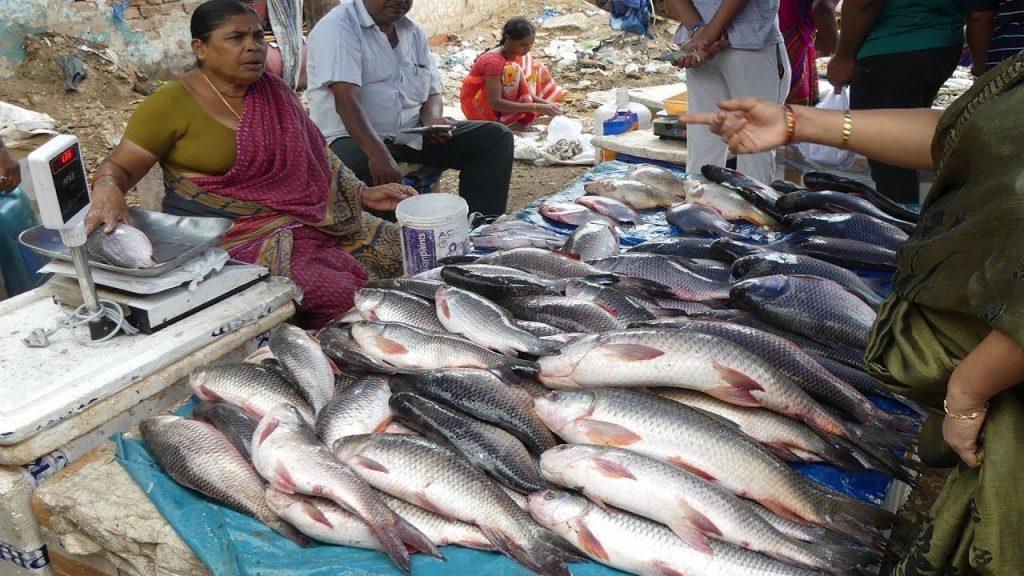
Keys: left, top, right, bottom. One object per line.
{"left": 811, "top": 542, "right": 884, "bottom": 576}
{"left": 367, "top": 506, "right": 444, "bottom": 574}
{"left": 478, "top": 525, "right": 574, "bottom": 576}
{"left": 850, "top": 421, "right": 916, "bottom": 451}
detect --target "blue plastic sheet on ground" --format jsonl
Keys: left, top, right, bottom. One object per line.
{"left": 117, "top": 160, "right": 915, "bottom": 575}
{"left": 116, "top": 400, "right": 630, "bottom": 576}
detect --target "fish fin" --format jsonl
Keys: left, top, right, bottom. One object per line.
{"left": 389, "top": 510, "right": 445, "bottom": 560}
{"left": 664, "top": 518, "right": 715, "bottom": 555}
{"left": 764, "top": 442, "right": 805, "bottom": 462}
{"left": 456, "top": 537, "right": 498, "bottom": 551}
{"left": 759, "top": 498, "right": 808, "bottom": 524}
{"left": 269, "top": 520, "right": 312, "bottom": 548}
{"left": 592, "top": 457, "right": 637, "bottom": 480}
{"left": 257, "top": 418, "right": 279, "bottom": 446}
{"left": 665, "top": 457, "right": 717, "bottom": 482}
{"left": 364, "top": 516, "right": 413, "bottom": 573}
{"left": 479, "top": 525, "right": 573, "bottom": 576}
{"left": 273, "top": 462, "right": 297, "bottom": 493}
{"left": 581, "top": 488, "right": 612, "bottom": 512}
{"left": 302, "top": 503, "right": 334, "bottom": 529}
{"left": 572, "top": 522, "right": 610, "bottom": 562}
{"left": 438, "top": 297, "right": 451, "bottom": 320}
{"left": 350, "top": 454, "right": 390, "bottom": 473}
{"left": 652, "top": 560, "right": 691, "bottom": 576}
{"left": 195, "top": 384, "right": 226, "bottom": 403}
{"left": 709, "top": 363, "right": 764, "bottom": 407}
{"left": 580, "top": 419, "right": 642, "bottom": 447}
{"left": 373, "top": 336, "right": 409, "bottom": 355}
{"left": 371, "top": 418, "right": 393, "bottom": 433}
{"left": 676, "top": 500, "right": 723, "bottom": 537}
{"left": 414, "top": 490, "right": 452, "bottom": 518}
{"left": 594, "top": 343, "right": 665, "bottom": 362}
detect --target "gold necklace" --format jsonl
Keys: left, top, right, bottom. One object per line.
{"left": 200, "top": 71, "right": 243, "bottom": 121}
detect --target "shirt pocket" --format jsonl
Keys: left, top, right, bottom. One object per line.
{"left": 400, "top": 59, "right": 431, "bottom": 105}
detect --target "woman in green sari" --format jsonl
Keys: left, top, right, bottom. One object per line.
{"left": 683, "top": 53, "right": 1024, "bottom": 575}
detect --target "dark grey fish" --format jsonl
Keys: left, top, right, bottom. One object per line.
{"left": 709, "top": 238, "right": 769, "bottom": 263}
{"left": 666, "top": 202, "right": 747, "bottom": 240}
{"left": 701, "top": 164, "right": 785, "bottom": 220}
{"left": 803, "top": 171, "right": 919, "bottom": 223}
{"left": 627, "top": 237, "right": 716, "bottom": 259}
{"left": 365, "top": 277, "right": 445, "bottom": 300}
{"left": 440, "top": 266, "right": 560, "bottom": 300}
{"left": 731, "top": 275, "right": 877, "bottom": 349}
{"left": 563, "top": 278, "right": 657, "bottom": 324}
{"left": 775, "top": 190, "right": 915, "bottom": 233}
{"left": 317, "top": 325, "right": 405, "bottom": 374}
{"left": 732, "top": 252, "right": 884, "bottom": 309}
{"left": 590, "top": 253, "right": 732, "bottom": 301}
{"left": 191, "top": 401, "right": 259, "bottom": 462}
{"left": 139, "top": 415, "right": 308, "bottom": 546}
{"left": 812, "top": 355, "right": 925, "bottom": 415}
{"left": 390, "top": 393, "right": 547, "bottom": 493}
{"left": 502, "top": 296, "right": 624, "bottom": 333}
{"left": 387, "top": 368, "right": 558, "bottom": 455}
{"left": 476, "top": 247, "right": 604, "bottom": 279}
{"left": 771, "top": 180, "right": 807, "bottom": 194}
{"left": 781, "top": 232, "right": 898, "bottom": 271}
{"left": 783, "top": 212, "right": 909, "bottom": 251}
{"left": 517, "top": 320, "right": 565, "bottom": 337}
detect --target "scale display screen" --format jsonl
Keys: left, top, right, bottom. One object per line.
{"left": 49, "top": 142, "right": 90, "bottom": 222}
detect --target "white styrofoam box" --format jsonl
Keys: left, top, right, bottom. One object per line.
{"left": 0, "top": 467, "right": 50, "bottom": 575}
{"left": 0, "top": 279, "right": 296, "bottom": 446}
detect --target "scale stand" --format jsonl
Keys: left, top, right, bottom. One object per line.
{"left": 25, "top": 134, "right": 122, "bottom": 344}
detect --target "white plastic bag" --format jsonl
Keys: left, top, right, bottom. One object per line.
{"left": 513, "top": 116, "right": 596, "bottom": 166}
{"left": 794, "top": 88, "right": 856, "bottom": 169}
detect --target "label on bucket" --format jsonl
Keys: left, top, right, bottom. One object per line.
{"left": 401, "top": 225, "right": 470, "bottom": 276}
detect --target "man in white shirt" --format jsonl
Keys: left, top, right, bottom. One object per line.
{"left": 307, "top": 0, "right": 514, "bottom": 217}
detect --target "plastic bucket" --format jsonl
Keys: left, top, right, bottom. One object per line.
{"left": 396, "top": 194, "right": 471, "bottom": 276}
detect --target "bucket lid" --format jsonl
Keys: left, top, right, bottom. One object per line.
{"left": 395, "top": 193, "right": 469, "bottom": 225}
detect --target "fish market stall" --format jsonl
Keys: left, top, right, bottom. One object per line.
{"left": 25, "top": 157, "right": 923, "bottom": 576}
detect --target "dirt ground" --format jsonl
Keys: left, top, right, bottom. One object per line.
{"left": 0, "top": 0, "right": 944, "bottom": 572}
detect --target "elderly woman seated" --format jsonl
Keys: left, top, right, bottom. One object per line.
{"left": 85, "top": 0, "right": 415, "bottom": 328}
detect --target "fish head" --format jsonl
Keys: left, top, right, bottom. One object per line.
{"left": 254, "top": 403, "right": 306, "bottom": 448}
{"left": 729, "top": 274, "right": 791, "bottom": 305}
{"left": 353, "top": 288, "right": 387, "bottom": 311}
{"left": 537, "top": 333, "right": 602, "bottom": 387}
{"left": 331, "top": 433, "right": 374, "bottom": 460}
{"left": 538, "top": 443, "right": 604, "bottom": 476}
{"left": 534, "top": 390, "right": 596, "bottom": 434}
{"left": 528, "top": 490, "right": 590, "bottom": 529}
{"left": 582, "top": 181, "right": 610, "bottom": 195}
{"left": 138, "top": 415, "right": 182, "bottom": 440}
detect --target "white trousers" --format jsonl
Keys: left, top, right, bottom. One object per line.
{"left": 685, "top": 43, "right": 791, "bottom": 185}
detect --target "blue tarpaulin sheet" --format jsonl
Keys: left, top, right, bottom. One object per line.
{"left": 116, "top": 160, "right": 914, "bottom": 575}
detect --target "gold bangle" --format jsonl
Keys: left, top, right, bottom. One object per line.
{"left": 943, "top": 398, "right": 989, "bottom": 420}
{"left": 841, "top": 110, "right": 852, "bottom": 148}
{"left": 783, "top": 105, "right": 796, "bottom": 144}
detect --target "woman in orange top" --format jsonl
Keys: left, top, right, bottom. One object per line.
{"left": 460, "top": 18, "right": 565, "bottom": 131}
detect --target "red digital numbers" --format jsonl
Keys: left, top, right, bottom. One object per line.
{"left": 49, "top": 146, "right": 79, "bottom": 172}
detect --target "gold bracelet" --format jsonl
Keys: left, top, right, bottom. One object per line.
{"left": 783, "top": 105, "right": 796, "bottom": 144}
{"left": 841, "top": 110, "right": 852, "bottom": 148}
{"left": 943, "top": 398, "right": 989, "bottom": 420}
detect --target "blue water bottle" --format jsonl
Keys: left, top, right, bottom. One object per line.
{"left": 0, "top": 187, "right": 49, "bottom": 296}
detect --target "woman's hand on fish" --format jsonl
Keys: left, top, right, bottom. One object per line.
{"left": 680, "top": 97, "right": 789, "bottom": 154}
{"left": 84, "top": 185, "right": 131, "bottom": 235}
{"left": 362, "top": 183, "right": 417, "bottom": 211}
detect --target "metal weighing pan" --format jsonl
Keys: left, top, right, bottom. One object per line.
{"left": 19, "top": 207, "right": 233, "bottom": 278}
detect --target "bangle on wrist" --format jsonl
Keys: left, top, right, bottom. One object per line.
{"left": 943, "top": 398, "right": 989, "bottom": 420}
{"left": 783, "top": 105, "right": 797, "bottom": 144}
{"left": 841, "top": 110, "right": 852, "bottom": 148}
{"left": 689, "top": 20, "right": 706, "bottom": 34}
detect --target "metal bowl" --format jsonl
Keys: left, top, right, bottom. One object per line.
{"left": 18, "top": 207, "right": 234, "bottom": 277}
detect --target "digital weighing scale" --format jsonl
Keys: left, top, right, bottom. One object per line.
{"left": 22, "top": 134, "right": 270, "bottom": 340}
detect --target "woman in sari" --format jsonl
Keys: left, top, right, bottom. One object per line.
{"left": 84, "top": 0, "right": 414, "bottom": 328}
{"left": 682, "top": 53, "right": 1024, "bottom": 575}
{"left": 460, "top": 17, "right": 565, "bottom": 131}
{"left": 778, "top": 0, "right": 837, "bottom": 105}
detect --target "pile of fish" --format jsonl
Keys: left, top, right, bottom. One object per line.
{"left": 138, "top": 164, "right": 925, "bottom": 576}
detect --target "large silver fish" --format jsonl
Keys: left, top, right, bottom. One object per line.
{"left": 333, "top": 433, "right": 578, "bottom": 576}
{"left": 503, "top": 296, "right": 624, "bottom": 333}
{"left": 575, "top": 195, "right": 641, "bottom": 225}
{"left": 353, "top": 288, "right": 446, "bottom": 332}
{"left": 476, "top": 247, "right": 603, "bottom": 279}
{"left": 683, "top": 179, "right": 779, "bottom": 227}
{"left": 533, "top": 388, "right": 894, "bottom": 544}
{"left": 666, "top": 202, "right": 746, "bottom": 240}
{"left": 627, "top": 164, "right": 688, "bottom": 197}
{"left": 435, "top": 285, "right": 559, "bottom": 356}
{"left": 139, "top": 415, "right": 307, "bottom": 546}
{"left": 349, "top": 320, "right": 538, "bottom": 379}
{"left": 731, "top": 252, "right": 884, "bottom": 309}
{"left": 268, "top": 324, "right": 336, "bottom": 417}
{"left": 538, "top": 447, "right": 875, "bottom": 574}
{"left": 529, "top": 490, "right": 823, "bottom": 576}
{"left": 251, "top": 404, "right": 441, "bottom": 573}
{"left": 540, "top": 201, "right": 619, "bottom": 227}
{"left": 315, "top": 375, "right": 393, "bottom": 449}
{"left": 189, "top": 362, "right": 315, "bottom": 426}
{"left": 584, "top": 179, "right": 678, "bottom": 209}
{"left": 560, "top": 220, "right": 620, "bottom": 262}
{"left": 589, "top": 253, "right": 731, "bottom": 301}
{"left": 85, "top": 223, "right": 157, "bottom": 268}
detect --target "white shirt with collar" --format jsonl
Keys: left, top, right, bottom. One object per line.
{"left": 307, "top": 0, "right": 444, "bottom": 149}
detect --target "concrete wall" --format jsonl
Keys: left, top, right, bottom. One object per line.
{"left": 0, "top": 0, "right": 518, "bottom": 80}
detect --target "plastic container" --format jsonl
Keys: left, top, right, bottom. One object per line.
{"left": 594, "top": 87, "right": 653, "bottom": 163}
{"left": 0, "top": 188, "right": 48, "bottom": 298}
{"left": 395, "top": 194, "right": 471, "bottom": 276}
{"left": 663, "top": 91, "right": 689, "bottom": 115}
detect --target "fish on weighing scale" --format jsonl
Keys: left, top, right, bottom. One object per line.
{"left": 20, "top": 135, "right": 271, "bottom": 338}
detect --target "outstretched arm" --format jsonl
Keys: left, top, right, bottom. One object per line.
{"left": 682, "top": 97, "right": 941, "bottom": 170}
